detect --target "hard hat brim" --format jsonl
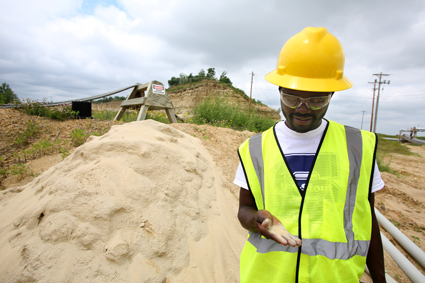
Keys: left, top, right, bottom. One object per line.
{"left": 265, "top": 70, "right": 353, "bottom": 92}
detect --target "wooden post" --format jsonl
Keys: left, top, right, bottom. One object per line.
{"left": 249, "top": 71, "right": 253, "bottom": 113}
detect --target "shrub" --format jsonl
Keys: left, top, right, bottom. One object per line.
{"left": 70, "top": 128, "right": 88, "bottom": 147}
{"left": 15, "top": 98, "right": 78, "bottom": 120}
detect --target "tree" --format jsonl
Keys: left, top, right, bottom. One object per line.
{"left": 167, "top": 68, "right": 234, "bottom": 87}
{"left": 197, "top": 69, "right": 206, "bottom": 78}
{"left": 168, "top": 77, "right": 181, "bottom": 87}
{"left": 0, "top": 82, "right": 19, "bottom": 104}
{"left": 187, "top": 73, "right": 194, "bottom": 82}
{"left": 179, "top": 73, "right": 189, "bottom": 84}
{"left": 219, "top": 71, "right": 232, "bottom": 86}
{"left": 207, "top": 67, "right": 216, "bottom": 79}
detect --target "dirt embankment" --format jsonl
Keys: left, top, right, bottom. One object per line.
{"left": 168, "top": 81, "right": 281, "bottom": 120}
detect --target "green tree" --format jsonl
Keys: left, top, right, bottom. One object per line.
{"left": 187, "top": 73, "right": 194, "bottom": 82}
{"left": 0, "top": 82, "right": 19, "bottom": 104}
{"left": 197, "top": 69, "right": 206, "bottom": 78}
{"left": 219, "top": 71, "right": 232, "bottom": 86}
{"left": 168, "top": 76, "right": 181, "bottom": 87}
{"left": 179, "top": 73, "right": 189, "bottom": 84}
{"left": 207, "top": 67, "right": 216, "bottom": 79}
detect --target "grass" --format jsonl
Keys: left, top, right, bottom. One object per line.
{"left": 189, "top": 97, "right": 278, "bottom": 132}
{"left": 375, "top": 134, "right": 418, "bottom": 174}
{"left": 15, "top": 119, "right": 42, "bottom": 146}
{"left": 70, "top": 128, "right": 88, "bottom": 147}
{"left": 377, "top": 134, "right": 417, "bottom": 156}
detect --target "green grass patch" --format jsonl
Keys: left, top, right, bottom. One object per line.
{"left": 189, "top": 97, "right": 278, "bottom": 132}
{"left": 376, "top": 134, "right": 416, "bottom": 156}
{"left": 375, "top": 134, "right": 417, "bottom": 174}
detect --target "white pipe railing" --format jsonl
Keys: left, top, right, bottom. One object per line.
{"left": 380, "top": 233, "right": 425, "bottom": 282}
{"left": 375, "top": 208, "right": 425, "bottom": 268}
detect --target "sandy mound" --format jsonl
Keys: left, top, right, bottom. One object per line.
{"left": 0, "top": 120, "right": 245, "bottom": 282}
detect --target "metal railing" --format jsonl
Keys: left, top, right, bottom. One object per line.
{"left": 0, "top": 84, "right": 140, "bottom": 108}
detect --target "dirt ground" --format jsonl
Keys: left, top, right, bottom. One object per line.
{"left": 1, "top": 108, "right": 424, "bottom": 282}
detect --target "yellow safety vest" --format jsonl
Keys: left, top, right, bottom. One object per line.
{"left": 238, "top": 120, "right": 377, "bottom": 283}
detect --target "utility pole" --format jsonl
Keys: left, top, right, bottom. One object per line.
{"left": 372, "top": 72, "right": 391, "bottom": 133}
{"left": 249, "top": 72, "right": 254, "bottom": 113}
{"left": 368, "top": 79, "right": 377, "bottom": 132}
{"left": 361, "top": 110, "right": 366, "bottom": 130}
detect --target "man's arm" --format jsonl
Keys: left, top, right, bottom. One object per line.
{"left": 367, "top": 193, "right": 387, "bottom": 282}
{"left": 237, "top": 188, "right": 301, "bottom": 247}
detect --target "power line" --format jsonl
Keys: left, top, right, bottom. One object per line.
{"left": 372, "top": 72, "right": 391, "bottom": 133}
{"left": 249, "top": 71, "right": 253, "bottom": 112}
{"left": 368, "top": 79, "right": 378, "bottom": 132}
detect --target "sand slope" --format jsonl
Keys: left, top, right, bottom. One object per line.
{"left": 0, "top": 120, "right": 246, "bottom": 282}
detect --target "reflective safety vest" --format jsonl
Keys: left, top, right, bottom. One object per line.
{"left": 238, "top": 120, "right": 377, "bottom": 283}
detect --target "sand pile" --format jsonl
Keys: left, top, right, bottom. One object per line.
{"left": 0, "top": 120, "right": 245, "bottom": 282}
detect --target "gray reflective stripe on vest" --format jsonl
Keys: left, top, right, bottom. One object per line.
{"left": 249, "top": 133, "right": 265, "bottom": 209}
{"left": 343, "top": 126, "right": 365, "bottom": 256}
{"left": 248, "top": 231, "right": 299, "bottom": 253}
{"left": 248, "top": 233, "right": 369, "bottom": 260}
{"left": 247, "top": 125, "right": 370, "bottom": 259}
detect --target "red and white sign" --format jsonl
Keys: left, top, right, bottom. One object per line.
{"left": 152, "top": 84, "right": 165, "bottom": 95}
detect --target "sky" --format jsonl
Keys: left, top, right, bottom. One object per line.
{"left": 1, "top": 0, "right": 424, "bottom": 136}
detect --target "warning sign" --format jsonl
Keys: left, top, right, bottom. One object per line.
{"left": 152, "top": 84, "right": 165, "bottom": 95}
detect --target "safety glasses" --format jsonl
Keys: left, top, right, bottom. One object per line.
{"left": 279, "top": 90, "right": 332, "bottom": 110}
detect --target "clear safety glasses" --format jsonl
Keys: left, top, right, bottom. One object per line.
{"left": 279, "top": 90, "right": 332, "bottom": 110}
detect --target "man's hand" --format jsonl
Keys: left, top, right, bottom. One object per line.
{"left": 238, "top": 188, "right": 301, "bottom": 247}
{"left": 254, "top": 210, "right": 302, "bottom": 247}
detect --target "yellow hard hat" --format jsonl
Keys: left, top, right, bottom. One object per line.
{"left": 265, "top": 27, "right": 353, "bottom": 92}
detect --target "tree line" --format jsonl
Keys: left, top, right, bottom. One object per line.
{"left": 0, "top": 82, "right": 19, "bottom": 104}
{"left": 168, "top": 68, "right": 232, "bottom": 87}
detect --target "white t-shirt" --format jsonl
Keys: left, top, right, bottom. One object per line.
{"left": 234, "top": 120, "right": 385, "bottom": 193}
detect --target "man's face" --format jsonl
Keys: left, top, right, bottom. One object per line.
{"left": 280, "top": 87, "right": 332, "bottom": 133}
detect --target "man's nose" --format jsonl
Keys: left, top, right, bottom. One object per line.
{"left": 295, "top": 102, "right": 311, "bottom": 113}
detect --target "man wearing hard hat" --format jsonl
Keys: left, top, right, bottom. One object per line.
{"left": 235, "top": 27, "right": 386, "bottom": 282}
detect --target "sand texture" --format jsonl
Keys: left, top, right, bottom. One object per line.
{"left": 0, "top": 120, "right": 246, "bottom": 282}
